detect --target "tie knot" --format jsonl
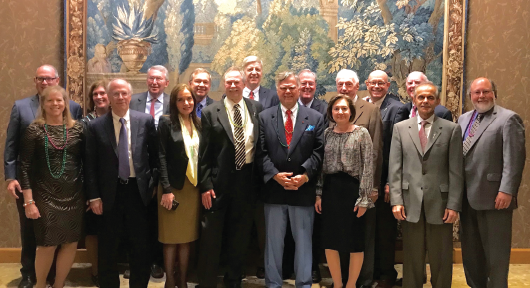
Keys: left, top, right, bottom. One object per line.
{"left": 119, "top": 118, "right": 126, "bottom": 125}
{"left": 234, "top": 103, "right": 240, "bottom": 110}
{"left": 286, "top": 109, "right": 292, "bottom": 116}
{"left": 421, "top": 120, "right": 429, "bottom": 126}
{"left": 477, "top": 113, "right": 484, "bottom": 120}
{"left": 198, "top": 103, "right": 203, "bottom": 109}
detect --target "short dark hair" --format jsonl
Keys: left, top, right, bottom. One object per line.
{"left": 169, "top": 83, "right": 201, "bottom": 131}
{"left": 327, "top": 94, "right": 356, "bottom": 123}
{"left": 87, "top": 79, "right": 109, "bottom": 113}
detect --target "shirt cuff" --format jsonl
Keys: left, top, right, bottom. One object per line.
{"left": 89, "top": 198, "right": 101, "bottom": 202}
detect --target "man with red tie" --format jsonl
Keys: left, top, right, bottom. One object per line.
{"left": 242, "top": 56, "right": 280, "bottom": 109}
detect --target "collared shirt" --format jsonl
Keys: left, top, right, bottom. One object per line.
{"left": 298, "top": 98, "right": 314, "bottom": 108}
{"left": 417, "top": 113, "right": 435, "bottom": 138}
{"left": 353, "top": 95, "right": 359, "bottom": 104}
{"left": 224, "top": 97, "right": 255, "bottom": 164}
{"left": 281, "top": 103, "right": 299, "bottom": 130}
{"left": 243, "top": 86, "right": 260, "bottom": 102}
{"left": 112, "top": 110, "right": 136, "bottom": 177}
{"left": 145, "top": 92, "right": 164, "bottom": 127}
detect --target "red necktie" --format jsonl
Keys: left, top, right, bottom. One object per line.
{"left": 419, "top": 120, "right": 428, "bottom": 152}
{"left": 285, "top": 110, "right": 293, "bottom": 147}
{"left": 411, "top": 106, "right": 417, "bottom": 118}
{"left": 150, "top": 98, "right": 156, "bottom": 118}
{"left": 249, "top": 91, "right": 254, "bottom": 100}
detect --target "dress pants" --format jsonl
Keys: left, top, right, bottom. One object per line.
{"left": 98, "top": 179, "right": 150, "bottom": 288}
{"left": 264, "top": 204, "right": 314, "bottom": 288}
{"left": 460, "top": 196, "right": 512, "bottom": 288}
{"left": 401, "top": 205, "right": 453, "bottom": 288}
{"left": 197, "top": 166, "right": 254, "bottom": 288}
{"left": 282, "top": 213, "right": 321, "bottom": 279}
{"left": 254, "top": 199, "right": 267, "bottom": 269}
{"left": 147, "top": 195, "right": 163, "bottom": 266}
{"left": 374, "top": 199, "right": 398, "bottom": 282}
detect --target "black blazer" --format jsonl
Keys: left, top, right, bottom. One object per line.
{"left": 257, "top": 105, "right": 325, "bottom": 207}
{"left": 130, "top": 91, "right": 170, "bottom": 115}
{"left": 404, "top": 102, "right": 453, "bottom": 121}
{"left": 258, "top": 86, "right": 280, "bottom": 109}
{"left": 198, "top": 98, "right": 263, "bottom": 195}
{"left": 158, "top": 115, "right": 199, "bottom": 193}
{"left": 309, "top": 98, "right": 328, "bottom": 126}
{"left": 85, "top": 110, "right": 159, "bottom": 212}
{"left": 4, "top": 94, "right": 82, "bottom": 180}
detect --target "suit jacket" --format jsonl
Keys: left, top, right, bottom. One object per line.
{"left": 257, "top": 105, "right": 325, "bottom": 207}
{"left": 309, "top": 98, "right": 328, "bottom": 126}
{"left": 389, "top": 116, "right": 464, "bottom": 224}
{"left": 85, "top": 110, "right": 159, "bottom": 212}
{"left": 353, "top": 98, "right": 383, "bottom": 190}
{"left": 458, "top": 105, "right": 526, "bottom": 210}
{"left": 158, "top": 115, "right": 199, "bottom": 193}
{"left": 4, "top": 94, "right": 82, "bottom": 180}
{"left": 257, "top": 86, "right": 280, "bottom": 109}
{"left": 205, "top": 96, "right": 215, "bottom": 106}
{"left": 130, "top": 91, "right": 170, "bottom": 115}
{"left": 198, "top": 98, "right": 263, "bottom": 195}
{"left": 379, "top": 96, "right": 408, "bottom": 193}
{"left": 404, "top": 102, "right": 453, "bottom": 121}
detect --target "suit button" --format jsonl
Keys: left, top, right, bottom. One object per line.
{"left": 421, "top": 187, "right": 423, "bottom": 190}
{"left": 288, "top": 158, "right": 291, "bottom": 162}
{"left": 422, "top": 172, "right": 426, "bottom": 175}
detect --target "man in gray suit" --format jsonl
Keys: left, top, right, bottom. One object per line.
{"left": 389, "top": 82, "right": 463, "bottom": 288}
{"left": 458, "top": 77, "right": 526, "bottom": 288}
{"left": 130, "top": 65, "right": 170, "bottom": 129}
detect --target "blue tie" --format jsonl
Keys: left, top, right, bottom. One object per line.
{"left": 197, "top": 103, "right": 203, "bottom": 118}
{"left": 118, "top": 118, "right": 130, "bottom": 181}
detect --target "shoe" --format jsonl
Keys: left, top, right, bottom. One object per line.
{"left": 241, "top": 272, "right": 246, "bottom": 280}
{"left": 255, "top": 267, "right": 265, "bottom": 279}
{"left": 91, "top": 274, "right": 100, "bottom": 287}
{"left": 375, "top": 280, "right": 394, "bottom": 288}
{"left": 123, "top": 269, "right": 130, "bottom": 279}
{"left": 311, "top": 269, "right": 321, "bottom": 283}
{"left": 395, "top": 278, "right": 402, "bottom": 286}
{"left": 18, "top": 276, "right": 34, "bottom": 288}
{"left": 151, "top": 264, "right": 164, "bottom": 279}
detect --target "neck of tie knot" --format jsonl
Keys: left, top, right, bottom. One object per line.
{"left": 421, "top": 120, "right": 428, "bottom": 127}
{"left": 119, "top": 118, "right": 125, "bottom": 125}
{"left": 234, "top": 103, "right": 240, "bottom": 110}
{"left": 286, "top": 109, "right": 292, "bottom": 117}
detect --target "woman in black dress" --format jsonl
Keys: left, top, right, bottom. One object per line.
{"left": 20, "top": 86, "right": 85, "bottom": 288}
{"left": 315, "top": 95, "right": 374, "bottom": 288}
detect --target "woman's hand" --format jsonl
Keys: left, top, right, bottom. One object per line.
{"left": 161, "top": 193, "right": 175, "bottom": 210}
{"left": 315, "top": 196, "right": 322, "bottom": 214}
{"left": 25, "top": 204, "right": 41, "bottom": 219}
{"left": 354, "top": 205, "right": 367, "bottom": 218}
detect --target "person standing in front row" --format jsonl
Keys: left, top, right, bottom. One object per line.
{"left": 197, "top": 67, "right": 263, "bottom": 288}
{"left": 459, "top": 77, "right": 525, "bottom": 288}
{"left": 315, "top": 94, "right": 374, "bottom": 288}
{"left": 85, "top": 79, "right": 159, "bottom": 288}
{"left": 389, "top": 83, "right": 463, "bottom": 288}
{"left": 257, "top": 71, "right": 324, "bottom": 288}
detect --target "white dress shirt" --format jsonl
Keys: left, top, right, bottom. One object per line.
{"left": 417, "top": 113, "right": 435, "bottom": 138}
{"left": 145, "top": 92, "right": 164, "bottom": 127}
{"left": 280, "top": 103, "right": 298, "bottom": 130}
{"left": 224, "top": 97, "right": 255, "bottom": 164}
{"left": 243, "top": 86, "right": 260, "bottom": 102}
{"left": 112, "top": 110, "right": 136, "bottom": 177}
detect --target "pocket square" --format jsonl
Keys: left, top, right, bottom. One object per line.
{"left": 305, "top": 125, "right": 315, "bottom": 131}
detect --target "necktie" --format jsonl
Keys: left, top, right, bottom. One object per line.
{"left": 419, "top": 120, "right": 428, "bottom": 152}
{"left": 197, "top": 103, "right": 203, "bottom": 118}
{"left": 285, "top": 110, "right": 293, "bottom": 147}
{"left": 411, "top": 106, "right": 417, "bottom": 118}
{"left": 118, "top": 118, "right": 130, "bottom": 181}
{"left": 233, "top": 104, "right": 246, "bottom": 169}
{"left": 150, "top": 98, "right": 156, "bottom": 118}
{"left": 249, "top": 91, "right": 254, "bottom": 100}
{"left": 463, "top": 113, "right": 484, "bottom": 156}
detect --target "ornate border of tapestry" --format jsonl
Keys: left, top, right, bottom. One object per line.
{"left": 65, "top": 0, "right": 86, "bottom": 110}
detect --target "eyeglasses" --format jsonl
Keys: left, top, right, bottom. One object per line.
{"left": 35, "top": 77, "right": 57, "bottom": 83}
{"left": 148, "top": 76, "right": 165, "bottom": 83}
{"left": 471, "top": 90, "right": 493, "bottom": 96}
{"left": 279, "top": 86, "right": 297, "bottom": 91}
{"left": 367, "top": 81, "right": 387, "bottom": 87}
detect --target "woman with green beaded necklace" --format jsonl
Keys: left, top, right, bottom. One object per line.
{"left": 19, "top": 86, "right": 85, "bottom": 288}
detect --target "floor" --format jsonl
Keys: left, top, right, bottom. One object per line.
{"left": 1, "top": 263, "right": 530, "bottom": 288}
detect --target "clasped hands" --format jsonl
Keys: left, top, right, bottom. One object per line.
{"left": 274, "top": 172, "right": 308, "bottom": 190}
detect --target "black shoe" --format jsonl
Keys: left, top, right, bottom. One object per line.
{"left": 312, "top": 269, "right": 321, "bottom": 283}
{"left": 151, "top": 264, "right": 164, "bottom": 279}
{"left": 395, "top": 278, "right": 402, "bottom": 286}
{"left": 255, "top": 267, "right": 265, "bottom": 279}
{"left": 123, "top": 269, "right": 130, "bottom": 279}
{"left": 18, "top": 276, "right": 34, "bottom": 288}
{"left": 91, "top": 274, "right": 100, "bottom": 287}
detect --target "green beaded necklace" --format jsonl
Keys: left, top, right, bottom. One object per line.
{"left": 44, "top": 124, "right": 68, "bottom": 179}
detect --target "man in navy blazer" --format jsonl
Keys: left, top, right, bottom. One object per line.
{"left": 130, "top": 65, "right": 170, "bottom": 129}
{"left": 242, "top": 56, "right": 280, "bottom": 109}
{"left": 85, "top": 79, "right": 159, "bottom": 288}
{"left": 189, "top": 68, "right": 215, "bottom": 118}
{"left": 403, "top": 71, "right": 453, "bottom": 121}
{"left": 257, "top": 71, "right": 324, "bottom": 288}
{"left": 4, "top": 64, "right": 82, "bottom": 288}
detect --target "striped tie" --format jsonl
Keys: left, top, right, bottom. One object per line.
{"left": 233, "top": 104, "right": 246, "bottom": 169}
{"left": 463, "top": 114, "right": 483, "bottom": 156}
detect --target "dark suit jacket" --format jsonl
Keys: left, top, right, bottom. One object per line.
{"left": 4, "top": 94, "right": 82, "bottom": 180}
{"left": 257, "top": 105, "right": 325, "bottom": 207}
{"left": 205, "top": 96, "right": 214, "bottom": 106}
{"left": 404, "top": 102, "right": 453, "bottom": 121}
{"left": 198, "top": 98, "right": 263, "bottom": 196}
{"left": 130, "top": 91, "right": 170, "bottom": 115}
{"left": 158, "top": 115, "right": 199, "bottom": 194}
{"left": 257, "top": 86, "right": 280, "bottom": 109}
{"left": 85, "top": 110, "right": 159, "bottom": 212}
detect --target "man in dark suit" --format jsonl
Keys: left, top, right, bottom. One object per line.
{"left": 257, "top": 71, "right": 324, "bottom": 288}
{"left": 189, "top": 68, "right": 215, "bottom": 118}
{"left": 404, "top": 71, "right": 453, "bottom": 121}
{"left": 364, "top": 70, "right": 407, "bottom": 288}
{"left": 197, "top": 67, "right": 263, "bottom": 288}
{"left": 4, "top": 64, "right": 82, "bottom": 288}
{"left": 242, "top": 55, "right": 280, "bottom": 109}
{"left": 336, "top": 69, "right": 383, "bottom": 288}
{"left": 85, "top": 79, "right": 159, "bottom": 288}
{"left": 458, "top": 78, "right": 525, "bottom": 288}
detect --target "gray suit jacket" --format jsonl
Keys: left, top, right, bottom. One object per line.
{"left": 458, "top": 105, "right": 526, "bottom": 210}
{"left": 130, "top": 91, "right": 170, "bottom": 115}
{"left": 389, "top": 116, "right": 464, "bottom": 224}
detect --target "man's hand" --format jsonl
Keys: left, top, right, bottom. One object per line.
{"left": 495, "top": 192, "right": 513, "bottom": 210}
{"left": 392, "top": 205, "right": 406, "bottom": 220}
{"left": 202, "top": 189, "right": 216, "bottom": 210}
{"left": 90, "top": 199, "right": 103, "bottom": 215}
{"left": 354, "top": 206, "right": 367, "bottom": 218}
{"left": 290, "top": 174, "right": 308, "bottom": 189}
{"left": 6, "top": 180, "right": 21, "bottom": 199}
{"left": 315, "top": 196, "right": 322, "bottom": 214}
{"left": 161, "top": 193, "right": 175, "bottom": 210}
{"left": 274, "top": 172, "right": 296, "bottom": 190}
{"left": 443, "top": 208, "right": 458, "bottom": 223}
{"left": 384, "top": 184, "right": 390, "bottom": 203}
{"left": 25, "top": 203, "right": 40, "bottom": 219}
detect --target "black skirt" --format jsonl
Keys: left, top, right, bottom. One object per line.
{"left": 321, "top": 172, "right": 366, "bottom": 253}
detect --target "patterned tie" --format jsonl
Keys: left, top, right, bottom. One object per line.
{"left": 285, "top": 110, "right": 293, "bottom": 147}
{"left": 150, "top": 98, "right": 156, "bottom": 118}
{"left": 249, "top": 91, "right": 254, "bottom": 100}
{"left": 118, "top": 118, "right": 130, "bottom": 181}
{"left": 411, "top": 106, "right": 417, "bottom": 118}
{"left": 196, "top": 103, "right": 203, "bottom": 118}
{"left": 419, "top": 120, "right": 428, "bottom": 153}
{"left": 233, "top": 104, "right": 246, "bottom": 169}
{"left": 463, "top": 113, "right": 484, "bottom": 156}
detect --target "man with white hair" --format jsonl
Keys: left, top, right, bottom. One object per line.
{"left": 242, "top": 56, "right": 279, "bottom": 109}
{"left": 404, "top": 71, "right": 452, "bottom": 121}
{"left": 130, "top": 65, "right": 171, "bottom": 128}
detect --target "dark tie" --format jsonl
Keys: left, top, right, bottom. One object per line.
{"left": 249, "top": 91, "right": 254, "bottom": 100}
{"left": 419, "top": 120, "right": 428, "bottom": 152}
{"left": 233, "top": 104, "right": 246, "bottom": 169}
{"left": 411, "top": 106, "right": 417, "bottom": 118}
{"left": 463, "top": 113, "right": 484, "bottom": 156}
{"left": 197, "top": 103, "right": 203, "bottom": 118}
{"left": 150, "top": 98, "right": 156, "bottom": 118}
{"left": 285, "top": 110, "right": 293, "bottom": 147}
{"left": 118, "top": 118, "right": 130, "bottom": 181}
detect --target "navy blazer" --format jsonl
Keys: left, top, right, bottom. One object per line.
{"left": 308, "top": 98, "right": 328, "bottom": 126}
{"left": 257, "top": 86, "right": 280, "bottom": 109}
{"left": 130, "top": 91, "right": 170, "bottom": 115}
{"left": 4, "top": 94, "right": 82, "bottom": 180}
{"left": 257, "top": 105, "right": 325, "bottom": 207}
{"left": 85, "top": 110, "right": 159, "bottom": 212}
{"left": 404, "top": 102, "right": 453, "bottom": 122}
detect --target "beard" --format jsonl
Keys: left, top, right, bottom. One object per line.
{"left": 473, "top": 99, "right": 495, "bottom": 113}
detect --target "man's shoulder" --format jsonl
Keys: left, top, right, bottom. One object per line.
{"left": 395, "top": 117, "right": 415, "bottom": 128}
{"left": 14, "top": 95, "right": 37, "bottom": 106}
{"left": 130, "top": 109, "right": 153, "bottom": 121}
{"left": 301, "top": 104, "right": 324, "bottom": 119}
{"left": 131, "top": 91, "right": 148, "bottom": 100}
{"left": 434, "top": 104, "right": 450, "bottom": 113}
{"left": 436, "top": 116, "right": 458, "bottom": 128}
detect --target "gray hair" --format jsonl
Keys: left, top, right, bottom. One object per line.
{"left": 242, "top": 56, "right": 263, "bottom": 69}
{"left": 413, "top": 82, "right": 439, "bottom": 99}
{"left": 189, "top": 68, "right": 211, "bottom": 82}
{"left": 467, "top": 77, "right": 497, "bottom": 99}
{"left": 222, "top": 66, "right": 244, "bottom": 82}
{"left": 275, "top": 71, "right": 300, "bottom": 88}
{"left": 37, "top": 64, "right": 59, "bottom": 78}
{"left": 336, "top": 69, "right": 359, "bottom": 85}
{"left": 298, "top": 69, "right": 317, "bottom": 82}
{"left": 406, "top": 71, "right": 428, "bottom": 83}
{"left": 107, "top": 78, "right": 133, "bottom": 95}
{"left": 147, "top": 65, "right": 169, "bottom": 81}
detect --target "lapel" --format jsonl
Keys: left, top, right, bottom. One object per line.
{"left": 104, "top": 113, "right": 118, "bottom": 157}
{"left": 206, "top": 96, "right": 214, "bottom": 106}
{"left": 466, "top": 106, "right": 498, "bottom": 151}
{"left": 137, "top": 92, "right": 148, "bottom": 112}
{"left": 30, "top": 94, "right": 39, "bottom": 118}
{"left": 311, "top": 99, "right": 321, "bottom": 112}
{"left": 272, "top": 106, "right": 288, "bottom": 153}
{"left": 259, "top": 86, "right": 268, "bottom": 107}
{"left": 216, "top": 101, "right": 234, "bottom": 144}
{"left": 380, "top": 96, "right": 391, "bottom": 119}
{"left": 353, "top": 98, "right": 365, "bottom": 124}
{"left": 162, "top": 92, "right": 170, "bottom": 114}
{"left": 172, "top": 127, "right": 188, "bottom": 159}
{"left": 288, "top": 106, "right": 308, "bottom": 156}
{"left": 423, "top": 116, "right": 442, "bottom": 154}
{"left": 244, "top": 98, "right": 260, "bottom": 147}
{"left": 404, "top": 102, "right": 413, "bottom": 119}
{"left": 407, "top": 117, "right": 424, "bottom": 156}
{"left": 129, "top": 111, "right": 139, "bottom": 156}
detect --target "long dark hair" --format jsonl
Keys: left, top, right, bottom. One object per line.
{"left": 169, "top": 83, "right": 201, "bottom": 131}
{"left": 87, "top": 79, "right": 109, "bottom": 113}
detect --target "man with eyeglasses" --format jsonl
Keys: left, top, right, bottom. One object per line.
{"left": 404, "top": 71, "right": 452, "bottom": 121}
{"left": 458, "top": 77, "right": 525, "bottom": 288}
{"left": 4, "top": 64, "right": 82, "bottom": 288}
{"left": 364, "top": 70, "right": 407, "bottom": 288}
